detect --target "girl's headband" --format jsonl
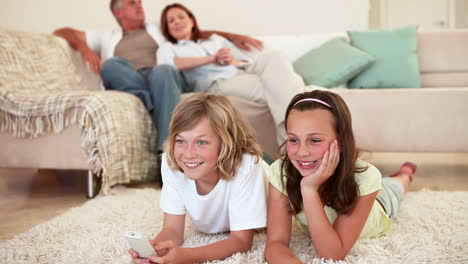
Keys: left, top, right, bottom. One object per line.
{"left": 293, "top": 98, "right": 332, "bottom": 108}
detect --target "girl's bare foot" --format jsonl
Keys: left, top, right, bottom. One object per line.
{"left": 389, "top": 162, "right": 417, "bottom": 192}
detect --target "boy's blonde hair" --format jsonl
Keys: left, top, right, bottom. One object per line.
{"left": 164, "top": 94, "right": 262, "bottom": 180}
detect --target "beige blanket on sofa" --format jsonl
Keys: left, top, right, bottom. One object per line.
{"left": 0, "top": 28, "right": 158, "bottom": 193}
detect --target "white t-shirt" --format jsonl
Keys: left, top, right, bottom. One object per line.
{"left": 160, "top": 153, "right": 268, "bottom": 234}
{"left": 86, "top": 23, "right": 165, "bottom": 62}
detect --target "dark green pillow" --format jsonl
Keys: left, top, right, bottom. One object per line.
{"left": 348, "top": 25, "right": 421, "bottom": 88}
{"left": 293, "top": 38, "right": 375, "bottom": 88}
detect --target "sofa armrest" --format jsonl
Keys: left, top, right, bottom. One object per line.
{"left": 56, "top": 37, "right": 103, "bottom": 91}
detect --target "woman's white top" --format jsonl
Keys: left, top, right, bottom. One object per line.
{"left": 157, "top": 34, "right": 251, "bottom": 92}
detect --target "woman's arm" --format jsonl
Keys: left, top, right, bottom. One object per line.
{"left": 265, "top": 184, "right": 304, "bottom": 264}
{"left": 173, "top": 56, "right": 216, "bottom": 71}
{"left": 213, "top": 35, "right": 253, "bottom": 63}
{"left": 149, "top": 229, "right": 255, "bottom": 264}
{"left": 302, "top": 190, "right": 378, "bottom": 260}
{"left": 157, "top": 42, "right": 218, "bottom": 71}
{"left": 173, "top": 47, "right": 234, "bottom": 70}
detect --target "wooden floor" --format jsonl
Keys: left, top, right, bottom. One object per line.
{"left": 1, "top": 152, "right": 467, "bottom": 242}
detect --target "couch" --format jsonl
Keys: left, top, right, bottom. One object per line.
{"left": 1, "top": 29, "right": 467, "bottom": 197}
{"left": 0, "top": 28, "right": 277, "bottom": 198}
{"left": 0, "top": 29, "right": 160, "bottom": 197}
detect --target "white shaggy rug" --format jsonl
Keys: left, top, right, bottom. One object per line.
{"left": 1, "top": 188, "right": 467, "bottom": 264}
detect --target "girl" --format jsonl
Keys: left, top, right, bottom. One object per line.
{"left": 130, "top": 94, "right": 268, "bottom": 263}
{"left": 265, "top": 90, "right": 417, "bottom": 262}
{"left": 157, "top": 3, "right": 305, "bottom": 144}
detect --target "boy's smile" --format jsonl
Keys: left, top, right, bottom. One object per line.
{"left": 174, "top": 117, "right": 221, "bottom": 193}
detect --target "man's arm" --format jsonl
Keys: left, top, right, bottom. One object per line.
{"left": 200, "top": 30, "right": 263, "bottom": 51}
{"left": 53, "top": 27, "right": 102, "bottom": 73}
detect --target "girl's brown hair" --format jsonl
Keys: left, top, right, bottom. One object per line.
{"left": 164, "top": 94, "right": 262, "bottom": 180}
{"left": 281, "top": 90, "right": 366, "bottom": 215}
{"left": 160, "top": 3, "right": 203, "bottom": 44}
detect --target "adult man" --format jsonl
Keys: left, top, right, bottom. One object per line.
{"left": 54, "top": 0, "right": 262, "bottom": 154}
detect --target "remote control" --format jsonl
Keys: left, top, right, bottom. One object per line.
{"left": 124, "top": 231, "right": 157, "bottom": 258}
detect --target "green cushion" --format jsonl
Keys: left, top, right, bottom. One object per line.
{"left": 293, "top": 38, "right": 375, "bottom": 88}
{"left": 348, "top": 25, "right": 421, "bottom": 88}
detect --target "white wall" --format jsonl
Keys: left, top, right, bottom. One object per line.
{"left": 1, "top": 0, "right": 369, "bottom": 36}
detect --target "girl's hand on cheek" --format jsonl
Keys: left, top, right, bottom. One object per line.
{"left": 301, "top": 140, "right": 340, "bottom": 192}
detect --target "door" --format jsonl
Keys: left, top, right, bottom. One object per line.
{"left": 381, "top": 0, "right": 453, "bottom": 29}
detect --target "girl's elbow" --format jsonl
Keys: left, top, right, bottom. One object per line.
{"left": 264, "top": 244, "right": 274, "bottom": 261}
{"left": 316, "top": 251, "right": 347, "bottom": 261}
{"left": 264, "top": 240, "right": 282, "bottom": 262}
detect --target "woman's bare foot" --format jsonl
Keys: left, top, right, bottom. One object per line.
{"left": 389, "top": 162, "right": 417, "bottom": 192}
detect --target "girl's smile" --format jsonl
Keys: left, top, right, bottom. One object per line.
{"left": 297, "top": 160, "right": 319, "bottom": 170}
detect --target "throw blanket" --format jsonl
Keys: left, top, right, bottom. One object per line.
{"left": 0, "top": 28, "right": 158, "bottom": 193}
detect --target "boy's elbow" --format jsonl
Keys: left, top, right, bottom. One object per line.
{"left": 229, "top": 229, "right": 254, "bottom": 254}
{"left": 238, "top": 239, "right": 253, "bottom": 253}
{"left": 231, "top": 235, "right": 253, "bottom": 253}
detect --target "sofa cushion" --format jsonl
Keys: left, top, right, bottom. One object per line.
{"left": 250, "top": 32, "right": 347, "bottom": 62}
{"left": 293, "top": 38, "right": 375, "bottom": 87}
{"left": 347, "top": 25, "right": 421, "bottom": 88}
{"left": 418, "top": 30, "right": 468, "bottom": 73}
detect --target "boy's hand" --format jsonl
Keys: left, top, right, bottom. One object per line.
{"left": 150, "top": 239, "right": 168, "bottom": 256}
{"left": 149, "top": 240, "right": 188, "bottom": 264}
{"left": 129, "top": 248, "right": 154, "bottom": 264}
{"left": 129, "top": 240, "right": 163, "bottom": 264}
